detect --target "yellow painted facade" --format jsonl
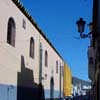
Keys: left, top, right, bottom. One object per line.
{"left": 63, "top": 63, "right": 72, "bottom": 97}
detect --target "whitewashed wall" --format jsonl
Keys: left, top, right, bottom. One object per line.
{"left": 0, "top": 0, "right": 40, "bottom": 86}
{"left": 0, "top": 0, "right": 64, "bottom": 99}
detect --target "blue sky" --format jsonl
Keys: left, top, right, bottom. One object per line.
{"left": 19, "top": 0, "right": 93, "bottom": 81}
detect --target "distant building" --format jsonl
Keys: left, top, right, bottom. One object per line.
{"left": 72, "top": 77, "right": 91, "bottom": 96}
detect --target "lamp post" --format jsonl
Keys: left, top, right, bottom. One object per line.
{"left": 76, "top": 18, "right": 86, "bottom": 34}
{"left": 76, "top": 18, "right": 94, "bottom": 99}
{"left": 76, "top": 18, "right": 93, "bottom": 39}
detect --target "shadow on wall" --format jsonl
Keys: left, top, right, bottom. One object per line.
{"left": 17, "top": 55, "right": 45, "bottom": 100}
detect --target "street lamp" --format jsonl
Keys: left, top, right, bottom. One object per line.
{"left": 76, "top": 18, "right": 86, "bottom": 34}
{"left": 76, "top": 18, "right": 92, "bottom": 39}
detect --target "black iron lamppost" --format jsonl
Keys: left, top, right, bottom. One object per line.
{"left": 76, "top": 18, "right": 86, "bottom": 33}
{"left": 76, "top": 18, "right": 92, "bottom": 39}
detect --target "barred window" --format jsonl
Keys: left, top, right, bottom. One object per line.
{"left": 23, "top": 19, "right": 26, "bottom": 29}
{"left": 30, "top": 37, "right": 35, "bottom": 59}
{"left": 7, "top": 17, "right": 16, "bottom": 47}
{"left": 45, "top": 50, "right": 48, "bottom": 67}
{"left": 56, "top": 61, "right": 58, "bottom": 73}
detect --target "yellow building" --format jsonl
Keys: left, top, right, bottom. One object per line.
{"left": 63, "top": 64, "right": 72, "bottom": 97}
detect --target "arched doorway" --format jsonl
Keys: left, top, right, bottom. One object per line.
{"left": 50, "top": 77, "right": 54, "bottom": 100}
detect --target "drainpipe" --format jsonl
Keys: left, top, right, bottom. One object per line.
{"left": 59, "top": 63, "right": 62, "bottom": 99}
{"left": 39, "top": 34, "right": 43, "bottom": 84}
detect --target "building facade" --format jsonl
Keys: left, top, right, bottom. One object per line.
{"left": 63, "top": 64, "right": 72, "bottom": 97}
{"left": 0, "top": 0, "right": 65, "bottom": 99}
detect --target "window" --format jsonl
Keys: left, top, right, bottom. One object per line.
{"left": 23, "top": 19, "right": 26, "bottom": 29}
{"left": 56, "top": 61, "right": 58, "bottom": 73}
{"left": 7, "top": 17, "right": 16, "bottom": 47}
{"left": 89, "top": 57, "right": 94, "bottom": 64}
{"left": 30, "top": 37, "right": 35, "bottom": 58}
{"left": 45, "top": 50, "right": 48, "bottom": 67}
